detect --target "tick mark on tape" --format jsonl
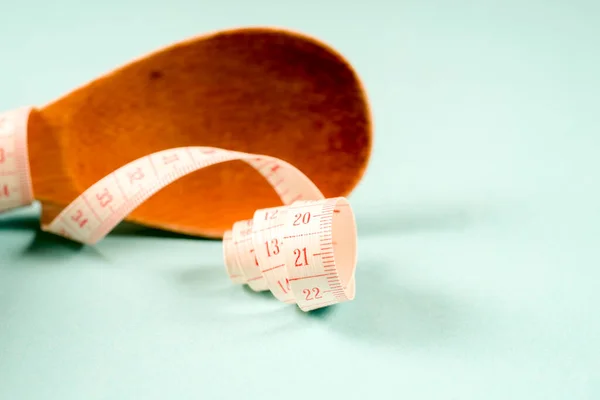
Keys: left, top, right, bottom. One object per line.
{"left": 261, "top": 263, "right": 285, "bottom": 273}
{"left": 162, "top": 153, "right": 179, "bottom": 165}
{"left": 82, "top": 194, "right": 102, "bottom": 223}
{"left": 289, "top": 273, "right": 331, "bottom": 282}
{"left": 284, "top": 231, "right": 320, "bottom": 239}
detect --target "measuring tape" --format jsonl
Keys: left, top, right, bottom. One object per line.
{"left": 0, "top": 107, "right": 357, "bottom": 311}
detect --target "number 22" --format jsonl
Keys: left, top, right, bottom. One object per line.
{"left": 303, "top": 287, "right": 322, "bottom": 301}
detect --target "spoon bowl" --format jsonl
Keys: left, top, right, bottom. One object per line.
{"left": 25, "top": 27, "right": 373, "bottom": 238}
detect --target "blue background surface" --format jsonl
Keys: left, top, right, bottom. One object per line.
{"left": 1, "top": 1, "right": 599, "bottom": 399}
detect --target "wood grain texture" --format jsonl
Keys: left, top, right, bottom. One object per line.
{"left": 27, "top": 27, "right": 373, "bottom": 238}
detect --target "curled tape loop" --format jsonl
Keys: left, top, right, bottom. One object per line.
{"left": 225, "top": 197, "right": 356, "bottom": 311}
{"left": 0, "top": 107, "right": 358, "bottom": 311}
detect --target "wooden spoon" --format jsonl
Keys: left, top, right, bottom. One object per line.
{"left": 25, "top": 26, "right": 373, "bottom": 239}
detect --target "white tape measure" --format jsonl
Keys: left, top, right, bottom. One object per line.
{"left": 0, "top": 107, "right": 34, "bottom": 212}
{"left": 0, "top": 107, "right": 357, "bottom": 311}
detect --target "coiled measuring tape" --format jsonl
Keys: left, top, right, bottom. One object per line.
{"left": 0, "top": 107, "right": 357, "bottom": 311}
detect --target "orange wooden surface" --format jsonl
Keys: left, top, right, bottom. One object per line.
{"left": 27, "top": 27, "right": 373, "bottom": 238}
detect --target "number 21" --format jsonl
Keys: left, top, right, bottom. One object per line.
{"left": 294, "top": 247, "right": 308, "bottom": 267}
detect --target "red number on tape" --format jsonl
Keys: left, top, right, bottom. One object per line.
{"left": 250, "top": 248, "right": 259, "bottom": 266}
{"left": 303, "top": 287, "right": 323, "bottom": 301}
{"left": 71, "top": 209, "right": 89, "bottom": 228}
{"left": 128, "top": 167, "right": 145, "bottom": 183}
{"left": 264, "top": 210, "right": 278, "bottom": 220}
{"left": 96, "top": 188, "right": 113, "bottom": 208}
{"left": 278, "top": 278, "right": 291, "bottom": 294}
{"left": 294, "top": 247, "right": 309, "bottom": 267}
{"left": 265, "top": 238, "right": 280, "bottom": 257}
{"left": 293, "top": 212, "right": 311, "bottom": 226}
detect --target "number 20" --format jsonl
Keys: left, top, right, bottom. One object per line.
{"left": 293, "top": 212, "right": 311, "bottom": 226}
